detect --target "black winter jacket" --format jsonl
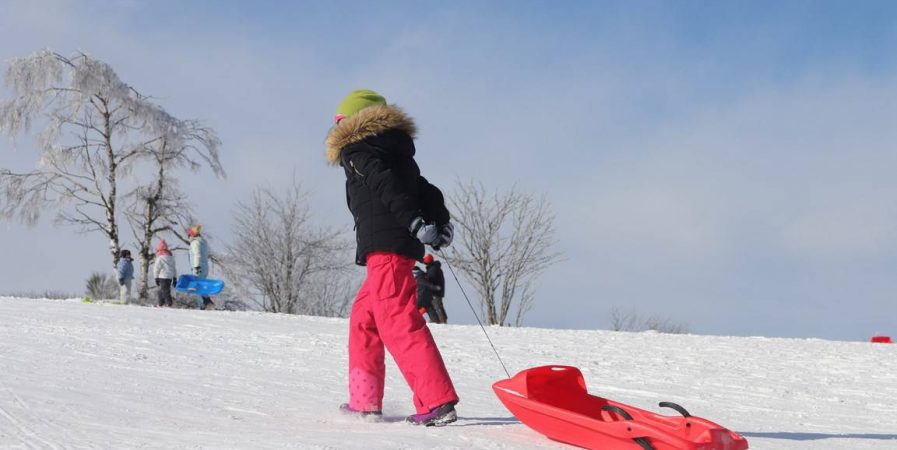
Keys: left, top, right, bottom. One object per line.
{"left": 326, "top": 105, "right": 450, "bottom": 265}
{"left": 415, "top": 271, "right": 440, "bottom": 309}
{"left": 425, "top": 261, "right": 446, "bottom": 297}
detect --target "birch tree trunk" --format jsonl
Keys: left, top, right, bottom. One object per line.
{"left": 0, "top": 50, "right": 225, "bottom": 289}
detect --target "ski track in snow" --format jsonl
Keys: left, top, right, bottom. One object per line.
{"left": 0, "top": 297, "right": 895, "bottom": 449}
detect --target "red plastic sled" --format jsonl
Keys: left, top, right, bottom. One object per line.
{"left": 493, "top": 366, "right": 748, "bottom": 450}
{"left": 870, "top": 336, "right": 893, "bottom": 344}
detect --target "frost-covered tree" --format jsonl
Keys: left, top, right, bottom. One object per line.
{"left": 445, "top": 180, "right": 563, "bottom": 326}
{"left": 125, "top": 123, "right": 224, "bottom": 302}
{"left": 0, "top": 49, "right": 221, "bottom": 272}
{"left": 223, "top": 182, "right": 358, "bottom": 316}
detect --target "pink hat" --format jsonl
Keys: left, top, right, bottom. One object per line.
{"left": 156, "top": 239, "right": 171, "bottom": 256}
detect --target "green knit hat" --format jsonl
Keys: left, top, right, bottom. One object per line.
{"left": 335, "top": 89, "right": 387, "bottom": 120}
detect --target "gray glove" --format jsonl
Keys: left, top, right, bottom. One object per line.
{"left": 436, "top": 222, "right": 454, "bottom": 248}
{"left": 410, "top": 217, "right": 440, "bottom": 246}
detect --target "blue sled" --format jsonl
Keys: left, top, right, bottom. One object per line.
{"left": 175, "top": 274, "right": 225, "bottom": 296}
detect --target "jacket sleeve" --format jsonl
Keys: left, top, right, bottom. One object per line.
{"left": 342, "top": 145, "right": 421, "bottom": 229}
{"left": 432, "top": 266, "right": 446, "bottom": 291}
{"left": 153, "top": 258, "right": 161, "bottom": 279}
{"left": 417, "top": 277, "right": 442, "bottom": 293}
{"left": 418, "top": 176, "right": 450, "bottom": 226}
{"left": 118, "top": 261, "right": 132, "bottom": 281}
{"left": 191, "top": 240, "right": 201, "bottom": 268}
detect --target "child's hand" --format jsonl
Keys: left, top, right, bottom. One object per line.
{"left": 410, "top": 217, "right": 440, "bottom": 245}
{"left": 437, "top": 222, "right": 454, "bottom": 247}
{"left": 431, "top": 222, "right": 454, "bottom": 250}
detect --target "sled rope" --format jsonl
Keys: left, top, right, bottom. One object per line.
{"left": 437, "top": 250, "right": 512, "bottom": 379}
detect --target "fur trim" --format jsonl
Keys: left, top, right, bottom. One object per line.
{"left": 325, "top": 105, "right": 417, "bottom": 165}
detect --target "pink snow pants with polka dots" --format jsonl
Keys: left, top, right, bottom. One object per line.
{"left": 348, "top": 252, "right": 459, "bottom": 414}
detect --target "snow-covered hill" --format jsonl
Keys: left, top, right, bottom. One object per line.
{"left": 0, "top": 297, "right": 895, "bottom": 449}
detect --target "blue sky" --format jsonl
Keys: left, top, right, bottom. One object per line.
{"left": 2, "top": 0, "right": 897, "bottom": 340}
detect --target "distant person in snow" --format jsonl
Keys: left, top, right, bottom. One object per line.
{"left": 187, "top": 225, "right": 214, "bottom": 310}
{"left": 423, "top": 254, "right": 447, "bottom": 324}
{"left": 117, "top": 249, "right": 134, "bottom": 304}
{"left": 153, "top": 239, "right": 176, "bottom": 307}
{"left": 413, "top": 265, "right": 442, "bottom": 322}
{"left": 326, "top": 89, "right": 458, "bottom": 426}
{"left": 413, "top": 266, "right": 430, "bottom": 315}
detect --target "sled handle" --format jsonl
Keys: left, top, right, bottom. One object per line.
{"left": 633, "top": 438, "right": 655, "bottom": 450}
{"left": 601, "top": 405, "right": 633, "bottom": 420}
{"left": 634, "top": 437, "right": 655, "bottom": 450}
{"left": 658, "top": 402, "right": 691, "bottom": 418}
{"left": 601, "top": 406, "right": 657, "bottom": 450}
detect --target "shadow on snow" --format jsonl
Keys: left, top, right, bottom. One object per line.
{"left": 454, "top": 416, "right": 521, "bottom": 427}
{"left": 742, "top": 431, "right": 897, "bottom": 441}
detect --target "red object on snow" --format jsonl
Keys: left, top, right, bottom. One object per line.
{"left": 871, "top": 336, "right": 893, "bottom": 344}
{"left": 493, "top": 366, "right": 749, "bottom": 450}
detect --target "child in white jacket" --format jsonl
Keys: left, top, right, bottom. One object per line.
{"left": 187, "top": 225, "right": 214, "bottom": 310}
{"left": 153, "top": 240, "right": 177, "bottom": 307}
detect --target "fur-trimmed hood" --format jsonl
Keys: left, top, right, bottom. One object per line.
{"left": 325, "top": 105, "right": 417, "bottom": 165}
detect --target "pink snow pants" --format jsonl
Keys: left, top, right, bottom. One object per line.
{"left": 348, "top": 252, "right": 459, "bottom": 414}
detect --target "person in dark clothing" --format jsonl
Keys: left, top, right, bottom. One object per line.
{"left": 326, "top": 89, "right": 458, "bottom": 426}
{"left": 327, "top": 99, "right": 452, "bottom": 266}
{"left": 413, "top": 266, "right": 429, "bottom": 314}
{"left": 414, "top": 265, "right": 443, "bottom": 323}
{"left": 423, "top": 254, "right": 447, "bottom": 324}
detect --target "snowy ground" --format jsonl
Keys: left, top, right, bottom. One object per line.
{"left": 0, "top": 297, "right": 895, "bottom": 449}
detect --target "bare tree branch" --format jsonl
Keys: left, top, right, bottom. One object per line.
{"left": 609, "top": 306, "right": 690, "bottom": 334}
{"left": 221, "top": 181, "right": 359, "bottom": 316}
{"left": 444, "top": 180, "right": 563, "bottom": 326}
